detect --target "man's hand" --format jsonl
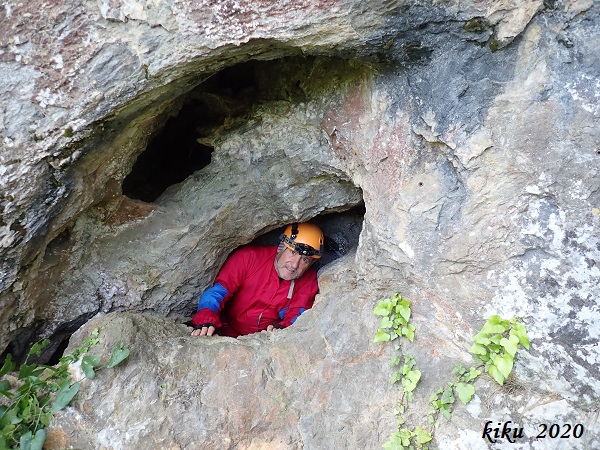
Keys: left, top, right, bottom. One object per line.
{"left": 191, "top": 324, "right": 215, "bottom": 336}
{"left": 261, "top": 325, "right": 275, "bottom": 333}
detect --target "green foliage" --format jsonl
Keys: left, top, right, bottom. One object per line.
{"left": 468, "top": 315, "right": 529, "bottom": 385}
{"left": 0, "top": 330, "right": 129, "bottom": 449}
{"left": 374, "top": 294, "right": 531, "bottom": 450}
{"left": 107, "top": 341, "right": 130, "bottom": 369}
{"left": 426, "top": 364, "right": 481, "bottom": 428}
{"left": 374, "top": 293, "right": 416, "bottom": 343}
{"left": 463, "top": 18, "right": 488, "bottom": 33}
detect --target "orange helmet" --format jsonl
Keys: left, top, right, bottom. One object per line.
{"left": 280, "top": 222, "right": 324, "bottom": 259}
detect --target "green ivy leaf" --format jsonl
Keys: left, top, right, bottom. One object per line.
{"left": 396, "top": 301, "right": 411, "bottom": 323}
{"left": 455, "top": 382, "right": 476, "bottom": 404}
{"left": 440, "top": 388, "right": 455, "bottom": 405}
{"left": 404, "top": 324, "right": 415, "bottom": 342}
{"left": 487, "top": 343, "right": 502, "bottom": 353}
{"left": 0, "top": 380, "right": 11, "bottom": 397}
{"left": 402, "top": 370, "right": 422, "bottom": 393}
{"left": 373, "top": 299, "right": 392, "bottom": 316}
{"left": 494, "top": 353, "right": 514, "bottom": 379}
{"left": 414, "top": 426, "right": 433, "bottom": 445}
{"left": 500, "top": 336, "right": 518, "bottom": 357}
{"left": 106, "top": 341, "right": 129, "bottom": 369}
{"left": 480, "top": 315, "right": 509, "bottom": 334}
{"left": 374, "top": 331, "right": 391, "bottom": 343}
{"left": 0, "top": 354, "right": 14, "bottom": 377}
{"left": 473, "top": 333, "right": 491, "bottom": 345}
{"left": 20, "top": 428, "right": 46, "bottom": 450}
{"left": 1, "top": 407, "right": 22, "bottom": 425}
{"left": 50, "top": 383, "right": 80, "bottom": 413}
{"left": 20, "top": 431, "right": 34, "bottom": 450}
{"left": 28, "top": 340, "right": 50, "bottom": 358}
{"left": 440, "top": 405, "right": 452, "bottom": 420}
{"left": 18, "top": 364, "right": 44, "bottom": 380}
{"left": 81, "top": 355, "right": 101, "bottom": 380}
{"left": 452, "top": 364, "right": 467, "bottom": 376}
{"left": 488, "top": 364, "right": 505, "bottom": 385}
{"left": 465, "top": 367, "right": 481, "bottom": 382}
{"left": 510, "top": 322, "right": 530, "bottom": 349}
{"left": 30, "top": 428, "right": 47, "bottom": 450}
{"left": 380, "top": 316, "right": 394, "bottom": 329}
{"left": 489, "top": 335, "right": 503, "bottom": 345}
{"left": 468, "top": 343, "right": 487, "bottom": 355}
{"left": 39, "top": 411, "right": 51, "bottom": 427}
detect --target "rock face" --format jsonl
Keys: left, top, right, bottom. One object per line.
{"left": 1, "top": 0, "right": 599, "bottom": 448}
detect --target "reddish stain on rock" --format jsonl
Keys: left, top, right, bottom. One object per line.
{"left": 100, "top": 195, "right": 156, "bottom": 226}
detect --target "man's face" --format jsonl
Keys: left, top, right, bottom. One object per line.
{"left": 275, "top": 247, "right": 314, "bottom": 280}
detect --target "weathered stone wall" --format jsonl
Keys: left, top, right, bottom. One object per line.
{"left": 1, "top": 0, "right": 599, "bottom": 448}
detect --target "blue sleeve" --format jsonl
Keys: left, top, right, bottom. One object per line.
{"left": 278, "top": 307, "right": 307, "bottom": 324}
{"left": 197, "top": 283, "right": 228, "bottom": 313}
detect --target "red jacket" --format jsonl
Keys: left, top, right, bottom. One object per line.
{"left": 191, "top": 246, "right": 319, "bottom": 337}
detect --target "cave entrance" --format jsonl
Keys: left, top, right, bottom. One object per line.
{"left": 122, "top": 60, "right": 266, "bottom": 202}
{"left": 121, "top": 114, "right": 214, "bottom": 203}
{"left": 121, "top": 55, "right": 358, "bottom": 202}
{"left": 4, "top": 56, "right": 367, "bottom": 366}
{"left": 251, "top": 204, "right": 366, "bottom": 272}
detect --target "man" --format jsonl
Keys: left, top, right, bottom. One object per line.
{"left": 191, "top": 222, "right": 324, "bottom": 337}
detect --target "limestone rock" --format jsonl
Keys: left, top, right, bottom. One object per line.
{"left": 1, "top": 0, "right": 599, "bottom": 448}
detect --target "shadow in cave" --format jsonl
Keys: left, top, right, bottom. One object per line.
{"left": 122, "top": 61, "right": 266, "bottom": 202}
{"left": 122, "top": 56, "right": 321, "bottom": 202}
{"left": 0, "top": 312, "right": 97, "bottom": 368}
{"left": 250, "top": 205, "right": 366, "bottom": 273}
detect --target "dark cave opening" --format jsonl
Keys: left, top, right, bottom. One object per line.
{"left": 0, "top": 312, "right": 96, "bottom": 368}
{"left": 121, "top": 56, "right": 327, "bottom": 202}
{"left": 121, "top": 115, "right": 214, "bottom": 203}
{"left": 250, "top": 204, "right": 366, "bottom": 272}
{"left": 122, "top": 61, "right": 266, "bottom": 202}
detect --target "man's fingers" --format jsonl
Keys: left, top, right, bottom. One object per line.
{"left": 266, "top": 325, "right": 274, "bottom": 332}
{"left": 191, "top": 326, "right": 216, "bottom": 336}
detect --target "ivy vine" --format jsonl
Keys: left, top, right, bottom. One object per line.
{"left": 0, "top": 329, "right": 130, "bottom": 450}
{"left": 373, "top": 294, "right": 530, "bottom": 450}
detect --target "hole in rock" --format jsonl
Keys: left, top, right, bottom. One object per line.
{"left": 122, "top": 61, "right": 268, "bottom": 202}
{"left": 122, "top": 55, "right": 349, "bottom": 202}
{"left": 183, "top": 205, "right": 365, "bottom": 329}
{"left": 121, "top": 115, "right": 214, "bottom": 202}
{"left": 250, "top": 204, "right": 366, "bottom": 272}
{"left": 5, "top": 57, "right": 368, "bottom": 360}
{"left": 0, "top": 312, "right": 96, "bottom": 367}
